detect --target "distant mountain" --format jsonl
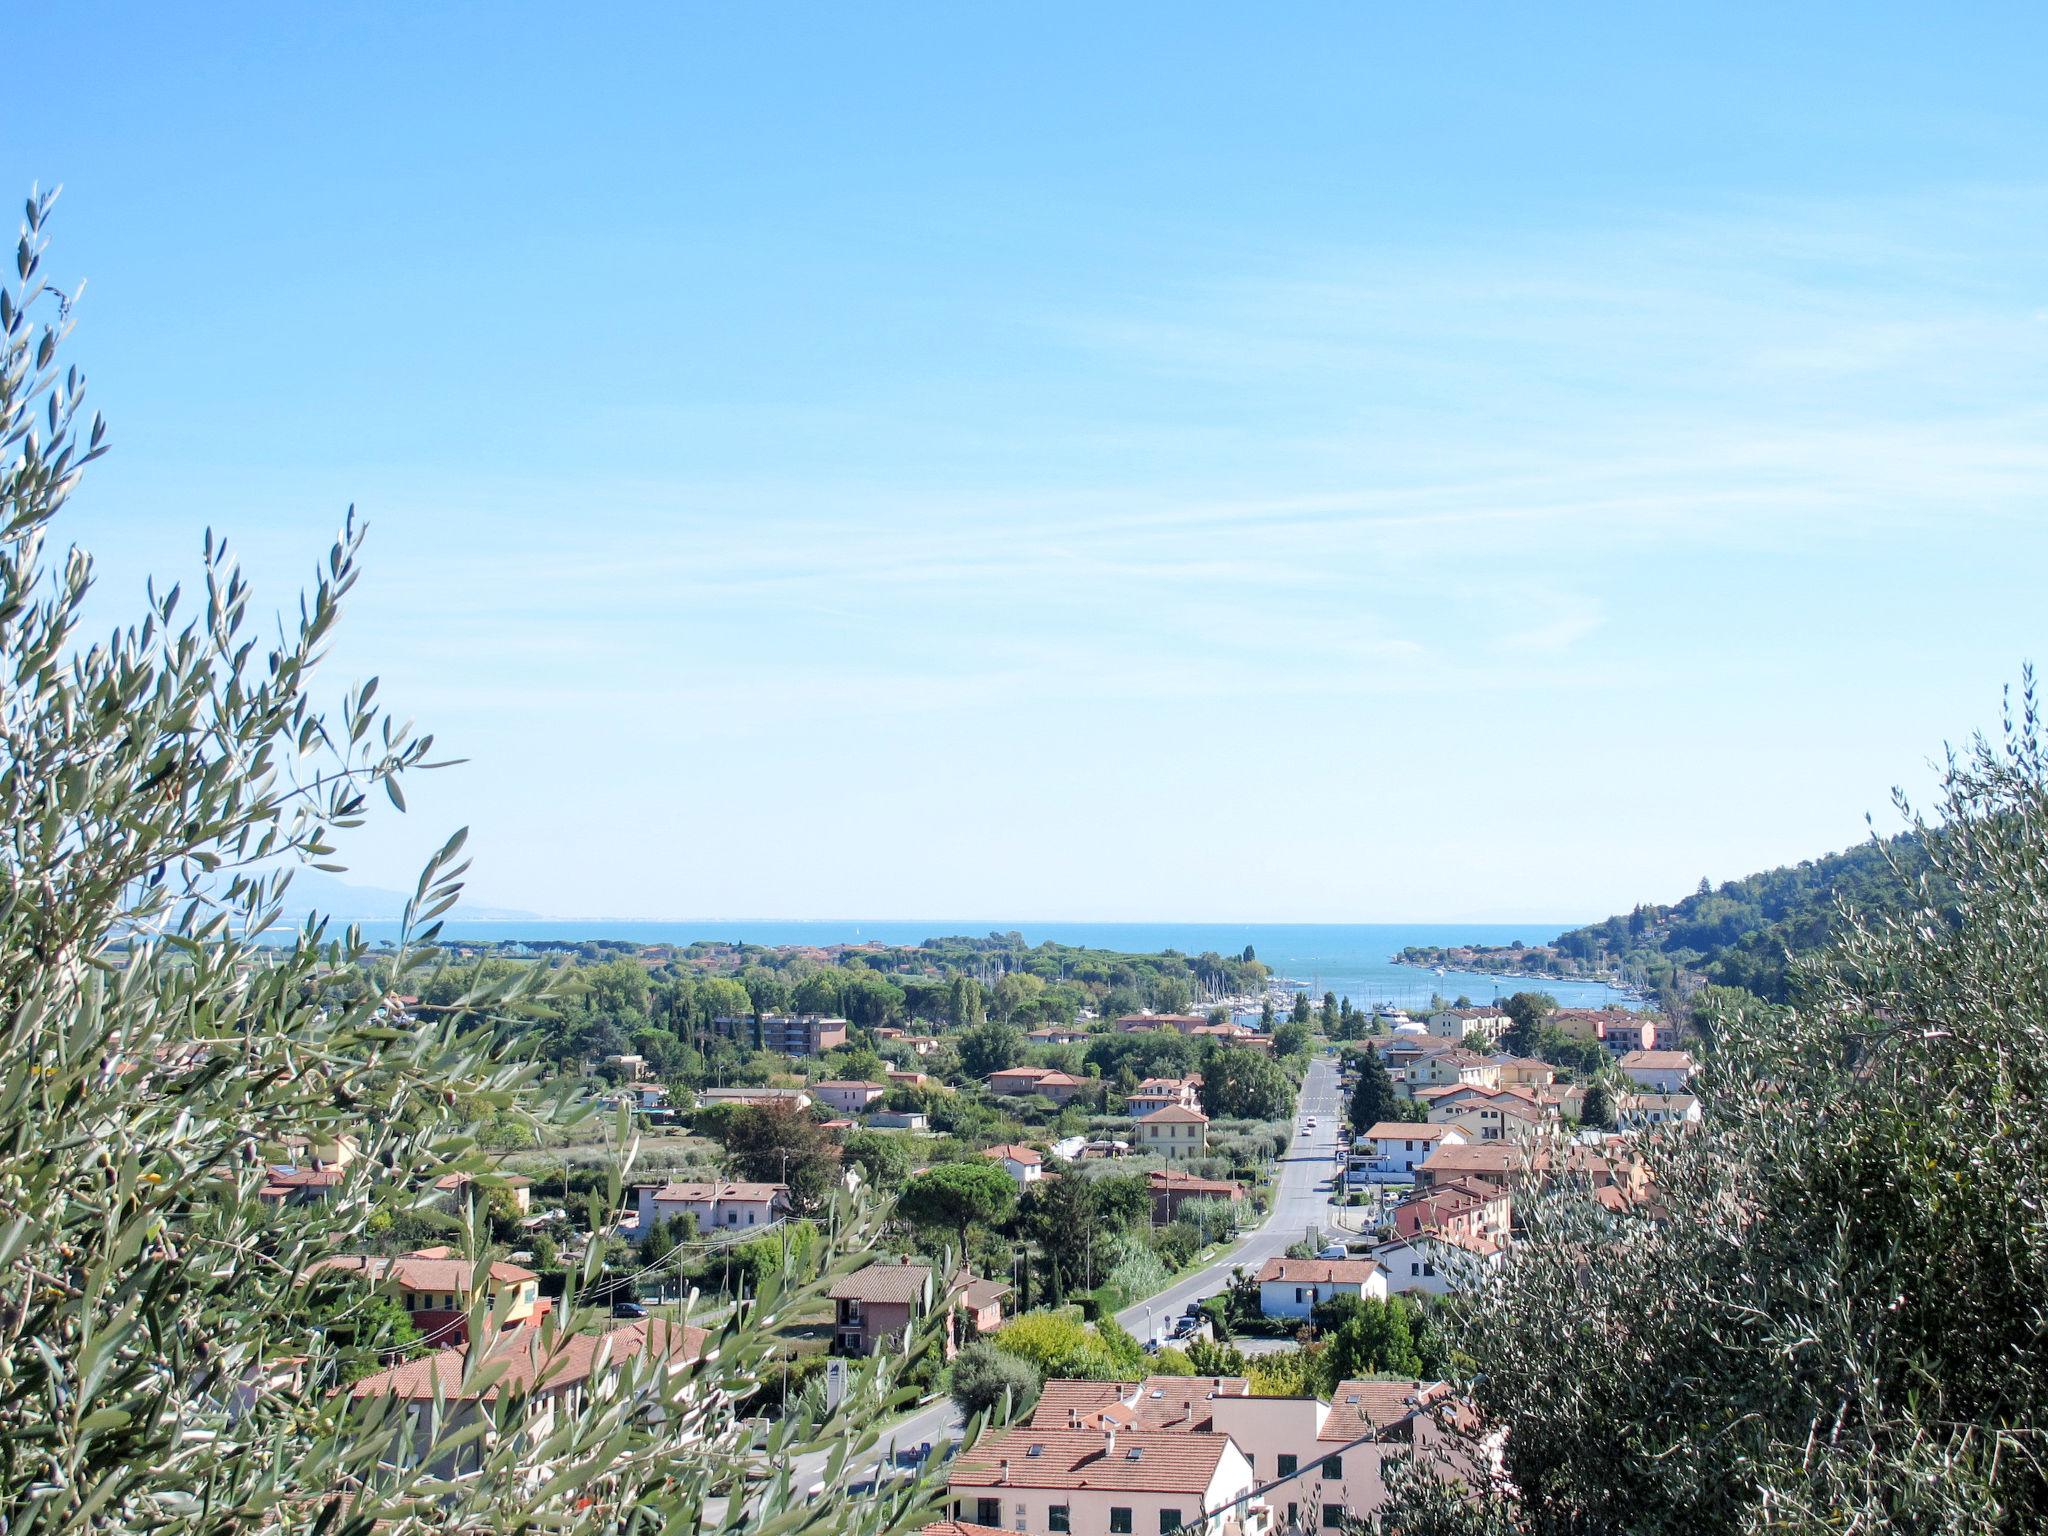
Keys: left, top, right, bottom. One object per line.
{"left": 271, "top": 868, "right": 541, "bottom": 922}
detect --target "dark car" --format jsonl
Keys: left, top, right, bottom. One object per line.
{"left": 612, "top": 1299, "right": 649, "bottom": 1319}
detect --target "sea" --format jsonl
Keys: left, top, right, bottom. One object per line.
{"left": 315, "top": 918, "right": 1633, "bottom": 1013}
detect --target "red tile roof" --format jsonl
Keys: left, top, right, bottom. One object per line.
{"left": 1256, "top": 1257, "right": 1382, "bottom": 1286}
{"left": 829, "top": 1259, "right": 932, "bottom": 1304}
{"left": 1319, "top": 1380, "right": 1439, "bottom": 1442}
{"left": 348, "top": 1319, "right": 706, "bottom": 1402}
{"left": 983, "top": 1144, "right": 1044, "bottom": 1166}
{"left": 645, "top": 1180, "right": 789, "bottom": 1204}
{"left": 1142, "top": 1105, "right": 1209, "bottom": 1125}
{"left": 951, "top": 1426, "right": 1234, "bottom": 1494}
{"left": 308, "top": 1250, "right": 536, "bottom": 1293}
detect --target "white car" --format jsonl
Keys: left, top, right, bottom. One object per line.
{"left": 1306, "top": 1117, "right": 1318, "bottom": 1129}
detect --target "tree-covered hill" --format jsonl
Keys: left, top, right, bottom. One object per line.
{"left": 1553, "top": 831, "right": 1932, "bottom": 1002}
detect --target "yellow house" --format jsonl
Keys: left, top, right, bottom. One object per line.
{"left": 1405, "top": 1049, "right": 1501, "bottom": 1092}
{"left": 1136, "top": 1104, "right": 1210, "bottom": 1160}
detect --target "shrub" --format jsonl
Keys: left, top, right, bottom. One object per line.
{"left": 950, "top": 1341, "right": 1043, "bottom": 1421}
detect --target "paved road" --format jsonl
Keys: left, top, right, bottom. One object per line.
{"left": 820, "top": 1054, "right": 1347, "bottom": 1489}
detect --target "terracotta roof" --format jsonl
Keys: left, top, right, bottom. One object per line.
{"left": 646, "top": 1180, "right": 789, "bottom": 1204}
{"left": 950, "top": 1426, "right": 1233, "bottom": 1493}
{"left": 1619, "top": 1050, "right": 1696, "bottom": 1070}
{"left": 349, "top": 1319, "right": 705, "bottom": 1401}
{"left": 1363, "top": 1121, "right": 1457, "bottom": 1141}
{"left": 1256, "top": 1257, "right": 1382, "bottom": 1286}
{"left": 921, "top": 1522, "right": 1013, "bottom": 1536}
{"left": 1433, "top": 1049, "right": 1493, "bottom": 1068}
{"left": 1030, "top": 1377, "right": 1251, "bottom": 1433}
{"left": 1029, "top": 1380, "right": 1127, "bottom": 1429}
{"left": 814, "top": 1080, "right": 885, "bottom": 1092}
{"left": 1146, "top": 1169, "right": 1241, "bottom": 1195}
{"left": 1142, "top": 1105, "right": 1209, "bottom": 1125}
{"left": 1319, "top": 1380, "right": 1438, "bottom": 1442}
{"left": 829, "top": 1259, "right": 931, "bottom": 1304}
{"left": 308, "top": 1250, "right": 536, "bottom": 1292}
{"left": 983, "top": 1144, "right": 1044, "bottom": 1166}
{"left": 955, "top": 1276, "right": 1013, "bottom": 1310}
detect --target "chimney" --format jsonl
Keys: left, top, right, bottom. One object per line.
{"left": 1068, "top": 1409, "right": 1080, "bottom": 1430}
{"left": 1104, "top": 1430, "right": 1117, "bottom": 1457}
{"left": 998, "top": 1459, "right": 1011, "bottom": 1485}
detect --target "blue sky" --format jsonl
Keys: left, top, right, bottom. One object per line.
{"left": 10, "top": 3, "right": 2047, "bottom": 921}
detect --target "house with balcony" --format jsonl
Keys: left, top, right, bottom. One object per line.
{"left": 1618, "top": 1050, "right": 1696, "bottom": 1093}
{"left": 1615, "top": 1091, "right": 1701, "bottom": 1129}
{"left": 634, "top": 1179, "right": 789, "bottom": 1233}
{"left": 712, "top": 1012, "right": 850, "bottom": 1056}
{"left": 1404, "top": 1049, "right": 1501, "bottom": 1092}
{"left": 1426, "top": 1006, "right": 1509, "bottom": 1044}
{"left": 1357, "top": 1122, "right": 1468, "bottom": 1180}
{"left": 1127, "top": 1077, "right": 1202, "bottom": 1118}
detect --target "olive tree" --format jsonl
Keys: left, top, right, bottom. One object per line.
{"left": 1390, "top": 680, "right": 2048, "bottom": 1534}
{"left": 0, "top": 190, "right": 959, "bottom": 1536}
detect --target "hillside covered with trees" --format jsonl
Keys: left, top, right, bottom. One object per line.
{"left": 1400, "top": 832, "right": 1936, "bottom": 1006}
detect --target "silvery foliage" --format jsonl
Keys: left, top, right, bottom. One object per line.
{"left": 0, "top": 189, "right": 977, "bottom": 1536}
{"left": 1382, "top": 678, "right": 2048, "bottom": 1534}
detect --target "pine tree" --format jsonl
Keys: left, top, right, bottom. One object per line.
{"left": 1349, "top": 1043, "right": 1397, "bottom": 1131}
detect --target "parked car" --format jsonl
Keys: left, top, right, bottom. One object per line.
{"left": 1317, "top": 1243, "right": 1348, "bottom": 1260}
{"left": 612, "top": 1299, "right": 649, "bottom": 1319}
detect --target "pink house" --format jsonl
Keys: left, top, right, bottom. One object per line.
{"left": 813, "top": 1079, "right": 887, "bottom": 1114}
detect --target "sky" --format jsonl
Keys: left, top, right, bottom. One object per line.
{"left": 7, "top": 3, "right": 2047, "bottom": 922}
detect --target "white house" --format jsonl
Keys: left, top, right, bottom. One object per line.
{"left": 982, "top": 1143, "right": 1045, "bottom": 1187}
{"left": 1373, "top": 1230, "right": 1504, "bottom": 1297}
{"left": 1256, "top": 1256, "right": 1387, "bottom": 1319}
{"left": 1616, "top": 1092, "right": 1701, "bottom": 1130}
{"left": 1427, "top": 1006, "right": 1509, "bottom": 1044}
{"left": 1617, "top": 1050, "right": 1696, "bottom": 1094}
{"left": 1357, "top": 1122, "right": 1469, "bottom": 1180}
{"left": 635, "top": 1180, "right": 788, "bottom": 1233}
{"left": 947, "top": 1425, "right": 1263, "bottom": 1536}
{"left": 1023, "top": 1376, "right": 1463, "bottom": 1533}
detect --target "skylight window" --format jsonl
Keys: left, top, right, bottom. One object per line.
{"left": 1127, "top": 1448, "right": 1144, "bottom": 1461}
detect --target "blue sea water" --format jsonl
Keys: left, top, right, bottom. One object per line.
{"left": 324, "top": 918, "right": 1628, "bottom": 1012}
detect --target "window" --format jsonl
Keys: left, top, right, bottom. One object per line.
{"left": 1322, "top": 1506, "right": 1345, "bottom": 1529}
{"left": 1321, "top": 1455, "right": 1342, "bottom": 1479}
{"left": 1286, "top": 1503, "right": 1299, "bottom": 1529}
{"left": 1049, "top": 1507, "right": 1070, "bottom": 1533}
{"left": 1111, "top": 1510, "right": 1133, "bottom": 1534}
{"left": 976, "top": 1499, "right": 1002, "bottom": 1527}
{"left": 1277, "top": 1454, "right": 1298, "bottom": 1477}
{"left": 1160, "top": 1513, "right": 1182, "bottom": 1535}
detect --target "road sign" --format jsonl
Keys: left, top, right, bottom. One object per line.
{"left": 824, "top": 1358, "right": 848, "bottom": 1412}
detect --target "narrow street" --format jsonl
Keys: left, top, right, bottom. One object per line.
{"left": 805, "top": 1053, "right": 1347, "bottom": 1492}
